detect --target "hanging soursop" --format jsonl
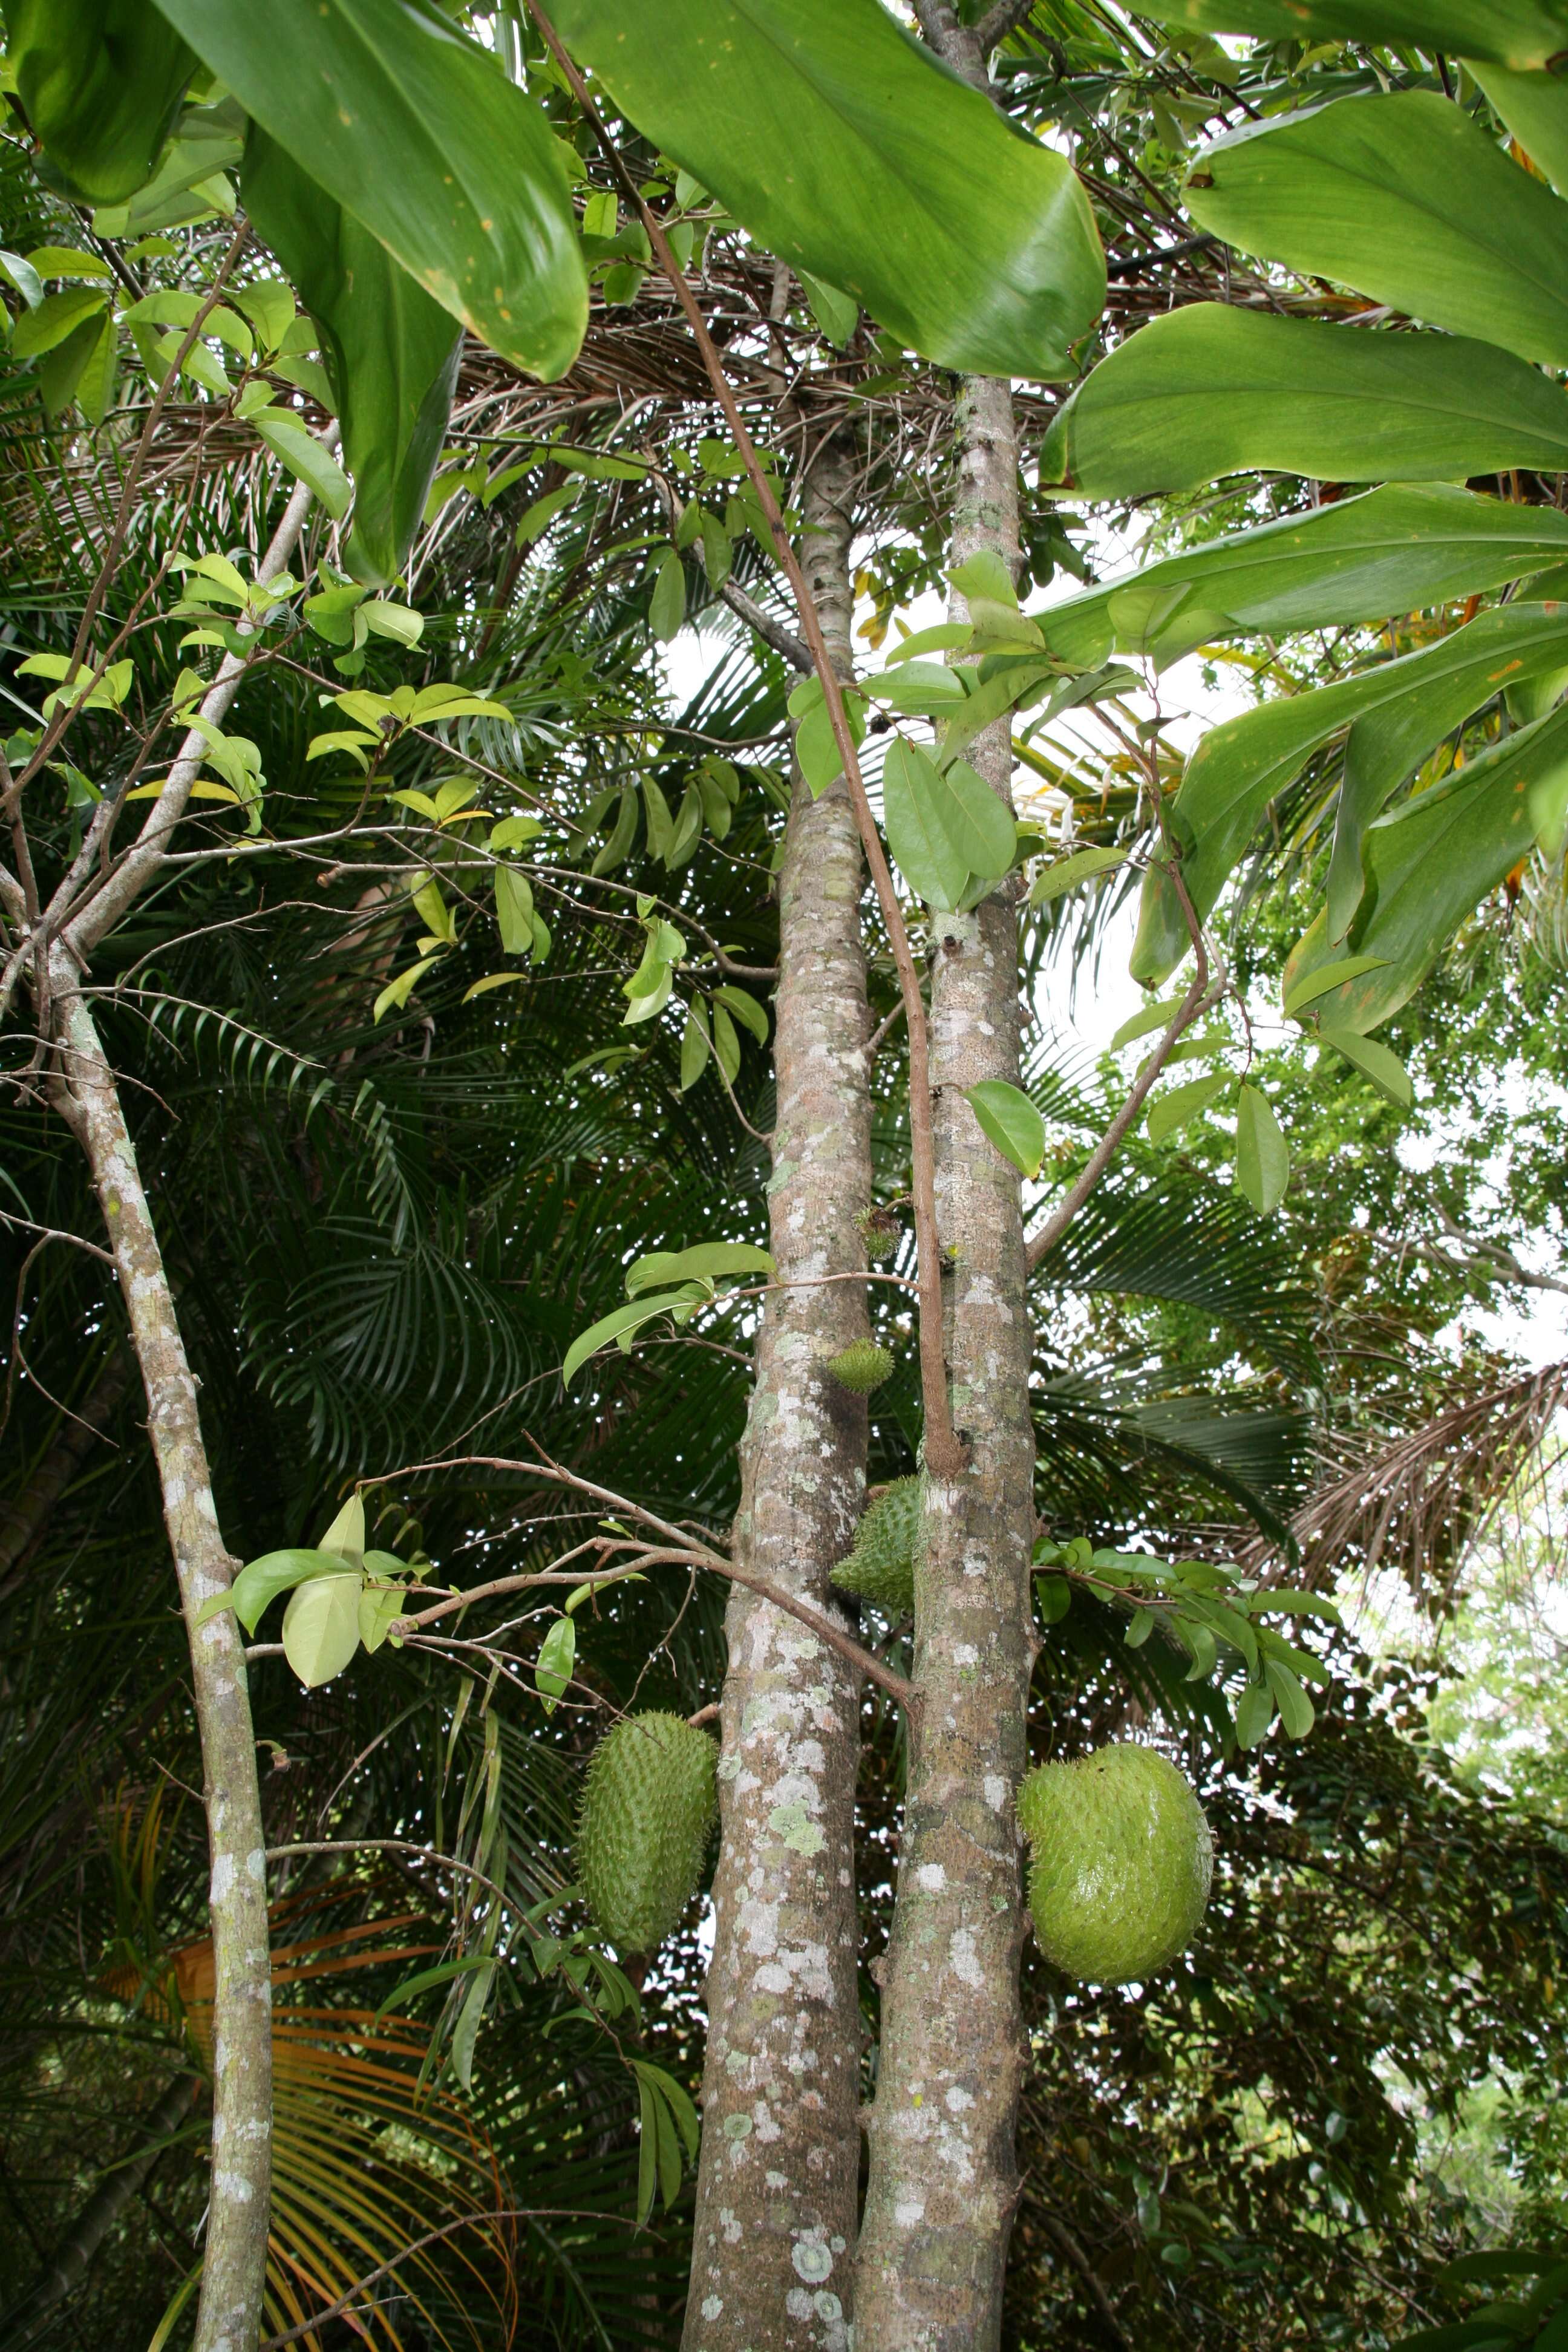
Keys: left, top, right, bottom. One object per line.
{"left": 577, "top": 1711, "right": 718, "bottom": 1955}
{"left": 830, "top": 1475, "right": 922, "bottom": 1616}
{"left": 1018, "top": 1742, "right": 1212, "bottom": 1985}
{"left": 826, "top": 1338, "right": 894, "bottom": 1394}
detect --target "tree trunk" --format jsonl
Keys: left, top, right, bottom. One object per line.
{"left": 854, "top": 109, "right": 1038, "bottom": 2333}
{"left": 0, "top": 2071, "right": 200, "bottom": 2347}
{"left": 683, "top": 434, "right": 870, "bottom": 2352}
{"left": 49, "top": 976, "right": 273, "bottom": 2352}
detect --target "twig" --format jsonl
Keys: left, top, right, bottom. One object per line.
{"left": 524, "top": 0, "right": 964, "bottom": 1483}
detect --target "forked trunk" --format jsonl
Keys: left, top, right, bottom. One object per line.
{"left": 854, "top": 357, "right": 1037, "bottom": 2345}
{"left": 683, "top": 434, "right": 871, "bottom": 2351}
{"left": 51, "top": 979, "right": 273, "bottom": 2352}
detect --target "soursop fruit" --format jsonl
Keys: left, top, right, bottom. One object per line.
{"left": 826, "top": 1338, "right": 893, "bottom": 1394}
{"left": 830, "top": 1475, "right": 922, "bottom": 1616}
{"left": 1018, "top": 1742, "right": 1212, "bottom": 1984}
{"left": 577, "top": 1710, "right": 718, "bottom": 1955}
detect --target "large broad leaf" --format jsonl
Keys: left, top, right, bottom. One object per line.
{"left": 151, "top": 0, "right": 586, "bottom": 377}
{"left": 1472, "top": 64, "right": 1568, "bottom": 200}
{"left": 1282, "top": 699, "right": 1568, "bottom": 1033}
{"left": 1039, "top": 485, "right": 1568, "bottom": 671}
{"left": 547, "top": 0, "right": 1105, "bottom": 379}
{"left": 1131, "top": 604, "right": 1568, "bottom": 984}
{"left": 243, "top": 129, "right": 462, "bottom": 584}
{"left": 281, "top": 1570, "right": 364, "bottom": 1687}
{"left": 7, "top": 0, "right": 196, "bottom": 203}
{"left": 1140, "top": 0, "right": 1568, "bottom": 70}
{"left": 1184, "top": 94, "right": 1568, "bottom": 371}
{"left": 1042, "top": 306, "right": 1568, "bottom": 500}
{"left": 881, "top": 737, "right": 970, "bottom": 911}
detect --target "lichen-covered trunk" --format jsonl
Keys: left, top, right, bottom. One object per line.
{"left": 854, "top": 371, "right": 1037, "bottom": 2351}
{"left": 51, "top": 977, "right": 272, "bottom": 2352}
{"left": 683, "top": 438, "right": 870, "bottom": 2352}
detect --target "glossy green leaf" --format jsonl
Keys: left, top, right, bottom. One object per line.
{"left": 714, "top": 984, "right": 769, "bottom": 1044}
{"left": 192, "top": 1547, "right": 345, "bottom": 1633}
{"left": 1316, "top": 1027, "right": 1414, "bottom": 1108}
{"left": 1043, "top": 305, "right": 1568, "bottom": 501}
{"left": 1041, "top": 485, "right": 1568, "bottom": 673}
{"left": 0, "top": 250, "right": 45, "bottom": 309}
{"left": 548, "top": 0, "right": 1105, "bottom": 379}
{"left": 1142, "top": 0, "right": 1568, "bottom": 69}
{"left": 679, "top": 998, "right": 711, "bottom": 1091}
{"left": 358, "top": 1581, "right": 407, "bottom": 1653}
{"left": 1283, "top": 954, "right": 1391, "bottom": 1018}
{"left": 882, "top": 736, "right": 968, "bottom": 912}
{"left": 318, "top": 1492, "right": 365, "bottom": 1562}
{"left": 1132, "top": 605, "right": 1568, "bottom": 985}
{"left": 1235, "top": 1677, "right": 1276, "bottom": 1749}
{"left": 1147, "top": 1071, "right": 1228, "bottom": 1146}
{"left": 1264, "top": 1658, "right": 1316, "bottom": 1741}
{"left": 626, "top": 1243, "right": 774, "bottom": 1296}
{"left": 535, "top": 1613, "right": 575, "bottom": 1712}
{"left": 711, "top": 1001, "right": 741, "bottom": 1085}
{"left": 562, "top": 1289, "right": 706, "bottom": 1386}
{"left": 495, "top": 865, "right": 535, "bottom": 956}
{"left": 650, "top": 549, "right": 687, "bottom": 642}
{"left": 797, "top": 268, "right": 858, "bottom": 347}
{"left": 8, "top": 0, "right": 195, "bottom": 203}
{"left": 11, "top": 286, "right": 108, "bottom": 360}
{"left": 281, "top": 1570, "right": 363, "bottom": 1686}
{"left": 1030, "top": 844, "right": 1126, "bottom": 905}
{"left": 789, "top": 678, "right": 867, "bottom": 798}
{"left": 243, "top": 129, "right": 461, "bottom": 581}
{"left": 1186, "top": 93, "right": 1568, "bottom": 370}
{"left": 153, "top": 0, "right": 586, "bottom": 377}
{"left": 1282, "top": 699, "right": 1568, "bottom": 1034}
{"left": 966, "top": 1079, "right": 1046, "bottom": 1179}
{"left": 1473, "top": 62, "right": 1568, "bottom": 200}
{"left": 249, "top": 407, "right": 353, "bottom": 520}
{"left": 1234, "top": 1085, "right": 1289, "bottom": 1215}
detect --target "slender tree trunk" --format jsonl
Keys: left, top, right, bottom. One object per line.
{"left": 684, "top": 434, "right": 871, "bottom": 2352}
{"left": 0, "top": 2071, "right": 200, "bottom": 2347}
{"left": 49, "top": 975, "right": 273, "bottom": 2352}
{"left": 855, "top": 35, "right": 1038, "bottom": 2314}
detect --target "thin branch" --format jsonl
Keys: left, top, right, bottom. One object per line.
{"left": 526, "top": 0, "right": 964, "bottom": 1477}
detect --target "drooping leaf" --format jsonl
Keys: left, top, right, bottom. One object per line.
{"left": 1233, "top": 1085, "right": 1289, "bottom": 1215}
{"left": 1186, "top": 92, "right": 1568, "bottom": 370}
{"left": 280, "top": 1570, "right": 364, "bottom": 1686}
{"left": 649, "top": 549, "right": 687, "bottom": 642}
{"left": 1473, "top": 60, "right": 1568, "bottom": 200}
{"left": 1147, "top": 1071, "right": 1229, "bottom": 1147}
{"left": 243, "top": 129, "right": 462, "bottom": 583}
{"left": 152, "top": 0, "right": 586, "bottom": 376}
{"left": 1316, "top": 1027, "right": 1414, "bottom": 1108}
{"left": 1132, "top": 604, "right": 1568, "bottom": 985}
{"left": 547, "top": 0, "right": 1105, "bottom": 378}
{"left": 8, "top": 0, "right": 196, "bottom": 203}
{"left": 248, "top": 406, "right": 354, "bottom": 519}
{"left": 882, "top": 736, "right": 969, "bottom": 912}
{"left": 1043, "top": 305, "right": 1568, "bottom": 501}
{"left": 966, "top": 1079, "right": 1046, "bottom": 1179}
{"left": 1282, "top": 699, "right": 1568, "bottom": 1033}
{"left": 561, "top": 1290, "right": 707, "bottom": 1387}
{"left": 1283, "top": 955, "right": 1391, "bottom": 1018}
{"left": 797, "top": 267, "right": 858, "bottom": 347}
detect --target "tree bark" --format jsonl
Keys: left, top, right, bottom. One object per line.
{"left": 854, "top": 24, "right": 1038, "bottom": 2321}
{"left": 683, "top": 435, "right": 870, "bottom": 2352}
{"left": 0, "top": 2071, "right": 200, "bottom": 2347}
{"left": 49, "top": 977, "right": 273, "bottom": 2352}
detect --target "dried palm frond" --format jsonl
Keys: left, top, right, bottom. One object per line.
{"left": 1241, "top": 1359, "right": 1568, "bottom": 1604}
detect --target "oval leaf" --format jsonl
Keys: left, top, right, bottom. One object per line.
{"left": 229, "top": 1547, "right": 351, "bottom": 1635}
{"left": 1316, "top": 1026, "right": 1414, "bottom": 1108}
{"left": 1234, "top": 1084, "right": 1290, "bottom": 1215}
{"left": 281, "top": 1570, "right": 364, "bottom": 1686}
{"left": 1146, "top": 1070, "right": 1228, "bottom": 1148}
{"left": 966, "top": 1079, "right": 1045, "bottom": 1180}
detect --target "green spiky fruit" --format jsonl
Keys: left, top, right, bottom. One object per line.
{"left": 577, "top": 1711, "right": 718, "bottom": 1955}
{"left": 857, "top": 1204, "right": 902, "bottom": 1262}
{"left": 830, "top": 1475, "right": 922, "bottom": 1616}
{"left": 826, "top": 1338, "right": 893, "bottom": 1394}
{"left": 1018, "top": 1743, "right": 1212, "bottom": 1985}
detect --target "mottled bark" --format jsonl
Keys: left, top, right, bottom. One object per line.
{"left": 0, "top": 2071, "right": 200, "bottom": 2345}
{"left": 855, "top": 245, "right": 1039, "bottom": 2351}
{"left": 683, "top": 438, "right": 870, "bottom": 2352}
{"left": 50, "top": 979, "right": 272, "bottom": 2352}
